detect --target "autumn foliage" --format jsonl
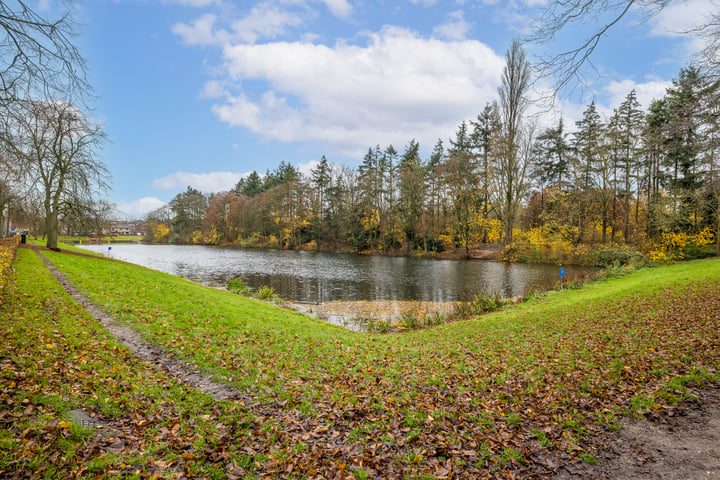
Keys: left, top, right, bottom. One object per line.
{"left": 0, "top": 235, "right": 19, "bottom": 292}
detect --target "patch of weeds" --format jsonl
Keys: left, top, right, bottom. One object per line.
{"left": 348, "top": 427, "right": 369, "bottom": 444}
{"left": 630, "top": 394, "right": 657, "bottom": 415}
{"left": 377, "top": 319, "right": 392, "bottom": 333}
{"left": 298, "top": 398, "right": 314, "bottom": 417}
{"left": 406, "top": 429, "right": 421, "bottom": 442}
{"left": 562, "top": 418, "right": 588, "bottom": 437}
{"left": 579, "top": 452, "right": 598, "bottom": 465}
{"left": 472, "top": 291, "right": 505, "bottom": 312}
{"left": 227, "top": 277, "right": 250, "bottom": 295}
{"left": 531, "top": 429, "right": 553, "bottom": 449}
{"left": 426, "top": 376, "right": 446, "bottom": 389}
{"left": 474, "top": 441, "right": 494, "bottom": 468}
{"left": 401, "top": 474, "right": 435, "bottom": 480}
{"left": 353, "top": 468, "right": 369, "bottom": 480}
{"left": 361, "top": 317, "right": 378, "bottom": 332}
{"left": 400, "top": 311, "right": 420, "bottom": 330}
{"left": 504, "top": 413, "right": 522, "bottom": 426}
{"left": 520, "top": 286, "right": 538, "bottom": 303}
{"left": 454, "top": 291, "right": 507, "bottom": 318}
{"left": 425, "top": 311, "right": 446, "bottom": 326}
{"left": 255, "top": 285, "right": 278, "bottom": 301}
{"left": 594, "top": 411, "right": 621, "bottom": 431}
{"left": 500, "top": 447, "right": 524, "bottom": 464}
{"left": 401, "top": 409, "right": 425, "bottom": 428}
{"left": 400, "top": 450, "right": 424, "bottom": 465}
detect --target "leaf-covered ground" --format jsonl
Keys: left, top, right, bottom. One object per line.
{"left": 1, "top": 247, "right": 719, "bottom": 479}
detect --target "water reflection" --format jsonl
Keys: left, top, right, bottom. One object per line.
{"left": 79, "top": 244, "right": 596, "bottom": 303}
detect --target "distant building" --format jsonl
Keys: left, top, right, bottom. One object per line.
{"left": 109, "top": 221, "right": 145, "bottom": 236}
{"left": 133, "top": 221, "right": 146, "bottom": 236}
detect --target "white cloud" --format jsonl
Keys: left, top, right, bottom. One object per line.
{"left": 200, "top": 79, "right": 229, "bottom": 99}
{"left": 173, "top": 3, "right": 305, "bottom": 46}
{"left": 296, "top": 160, "right": 320, "bottom": 178}
{"left": 211, "top": 26, "right": 505, "bottom": 156}
{"left": 163, "top": 0, "right": 219, "bottom": 7}
{"left": 648, "top": 0, "right": 714, "bottom": 38}
{"left": 115, "top": 197, "right": 167, "bottom": 219}
{"left": 434, "top": 10, "right": 471, "bottom": 40}
{"left": 231, "top": 3, "right": 304, "bottom": 44}
{"left": 173, "top": 13, "right": 221, "bottom": 46}
{"left": 409, "top": 0, "right": 439, "bottom": 6}
{"left": 152, "top": 171, "right": 250, "bottom": 192}
{"left": 320, "top": 0, "right": 352, "bottom": 19}
{"left": 603, "top": 78, "right": 670, "bottom": 111}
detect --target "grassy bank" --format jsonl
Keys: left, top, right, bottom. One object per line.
{"left": 2, "top": 248, "right": 719, "bottom": 478}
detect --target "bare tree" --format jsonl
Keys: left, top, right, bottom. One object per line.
{"left": 528, "top": 0, "right": 720, "bottom": 94}
{"left": 494, "top": 39, "right": 533, "bottom": 245}
{"left": 1, "top": 99, "right": 108, "bottom": 249}
{"left": 0, "top": 1, "right": 90, "bottom": 106}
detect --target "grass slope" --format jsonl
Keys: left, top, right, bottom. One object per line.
{"left": 2, "top": 248, "right": 719, "bottom": 479}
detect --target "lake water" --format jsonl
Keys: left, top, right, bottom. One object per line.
{"left": 78, "top": 244, "right": 596, "bottom": 303}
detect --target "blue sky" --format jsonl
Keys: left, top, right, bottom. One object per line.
{"left": 66, "top": 0, "right": 714, "bottom": 219}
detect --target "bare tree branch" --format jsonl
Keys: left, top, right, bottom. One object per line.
{"left": 527, "top": 0, "right": 719, "bottom": 95}
{"left": 0, "top": 1, "right": 91, "bottom": 107}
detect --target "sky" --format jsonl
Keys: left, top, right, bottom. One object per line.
{"left": 62, "top": 0, "right": 717, "bottom": 219}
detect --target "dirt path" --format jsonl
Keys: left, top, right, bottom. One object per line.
{"left": 34, "top": 248, "right": 240, "bottom": 401}
{"left": 555, "top": 385, "right": 720, "bottom": 479}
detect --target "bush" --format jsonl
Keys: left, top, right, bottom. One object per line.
{"left": 227, "top": 277, "right": 249, "bottom": 295}
{"left": 682, "top": 243, "right": 716, "bottom": 260}
{"left": 454, "top": 291, "right": 507, "bottom": 318}
{"left": 256, "top": 285, "right": 278, "bottom": 301}
{"left": 472, "top": 291, "right": 505, "bottom": 313}
{"left": 581, "top": 244, "right": 650, "bottom": 268}
{"left": 400, "top": 311, "right": 420, "bottom": 330}
{"left": 0, "top": 235, "right": 20, "bottom": 292}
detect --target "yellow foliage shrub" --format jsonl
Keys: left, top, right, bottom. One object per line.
{"left": 695, "top": 226, "right": 715, "bottom": 248}
{"left": 640, "top": 227, "right": 717, "bottom": 264}
{"left": 204, "top": 225, "right": 221, "bottom": 245}
{"left": 153, "top": 223, "right": 171, "bottom": 242}
{"left": 0, "top": 235, "right": 20, "bottom": 292}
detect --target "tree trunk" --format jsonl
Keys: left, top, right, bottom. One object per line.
{"left": 46, "top": 209, "right": 59, "bottom": 250}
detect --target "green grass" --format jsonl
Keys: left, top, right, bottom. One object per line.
{"left": 58, "top": 234, "right": 143, "bottom": 244}
{"left": 3, "top": 247, "right": 720, "bottom": 478}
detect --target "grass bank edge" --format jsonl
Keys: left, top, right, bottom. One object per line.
{"left": 43, "top": 249, "right": 720, "bottom": 382}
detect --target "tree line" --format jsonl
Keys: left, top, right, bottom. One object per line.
{"left": 147, "top": 49, "right": 720, "bottom": 259}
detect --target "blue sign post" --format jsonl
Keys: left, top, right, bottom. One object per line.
{"left": 559, "top": 267, "right": 565, "bottom": 290}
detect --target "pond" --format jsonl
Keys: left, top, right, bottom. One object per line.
{"left": 77, "top": 244, "right": 596, "bottom": 303}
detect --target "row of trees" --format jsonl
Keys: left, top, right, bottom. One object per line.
{"left": 147, "top": 46, "right": 720, "bottom": 257}
{"left": 529, "top": 67, "right": 719, "bottom": 247}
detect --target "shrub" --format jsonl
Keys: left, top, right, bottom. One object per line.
{"left": 425, "top": 311, "right": 446, "bottom": 326}
{"left": 0, "top": 235, "right": 20, "bottom": 293}
{"left": 581, "top": 244, "right": 649, "bottom": 268}
{"left": 400, "top": 311, "right": 420, "bottom": 330}
{"left": 256, "top": 285, "right": 277, "bottom": 300}
{"left": 472, "top": 291, "right": 504, "bottom": 313}
{"left": 376, "top": 319, "right": 392, "bottom": 333}
{"left": 227, "top": 277, "right": 249, "bottom": 295}
{"left": 682, "top": 243, "right": 716, "bottom": 260}
{"left": 454, "top": 291, "right": 507, "bottom": 319}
